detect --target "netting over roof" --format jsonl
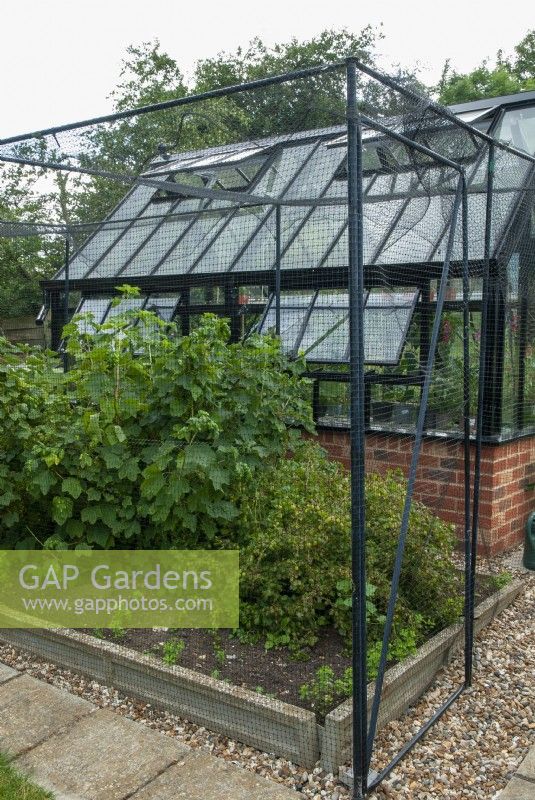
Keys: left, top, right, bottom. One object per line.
{"left": 41, "top": 107, "right": 533, "bottom": 284}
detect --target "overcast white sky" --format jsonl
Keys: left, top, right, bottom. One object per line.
{"left": 0, "top": 0, "right": 531, "bottom": 137}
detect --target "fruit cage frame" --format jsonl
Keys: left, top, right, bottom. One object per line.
{"left": 0, "top": 57, "right": 534, "bottom": 798}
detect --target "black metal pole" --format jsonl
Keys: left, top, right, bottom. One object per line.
{"left": 352, "top": 59, "right": 535, "bottom": 167}
{"left": 62, "top": 237, "right": 70, "bottom": 372}
{"left": 419, "top": 280, "right": 431, "bottom": 427}
{"left": 275, "top": 205, "right": 282, "bottom": 336}
{"left": 517, "top": 294, "right": 528, "bottom": 431}
{"left": 0, "top": 62, "right": 345, "bottom": 148}
{"left": 50, "top": 291, "right": 63, "bottom": 351}
{"left": 469, "top": 143, "right": 494, "bottom": 681}
{"left": 460, "top": 174, "right": 473, "bottom": 687}
{"left": 366, "top": 175, "right": 464, "bottom": 762}
{"left": 346, "top": 57, "right": 368, "bottom": 800}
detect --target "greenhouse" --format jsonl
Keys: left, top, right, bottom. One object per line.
{"left": 23, "top": 84, "right": 532, "bottom": 557}
{"left": 40, "top": 90, "right": 535, "bottom": 441}
{"left": 1, "top": 58, "right": 534, "bottom": 799}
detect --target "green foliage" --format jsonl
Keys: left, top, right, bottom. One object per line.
{"left": 437, "top": 31, "right": 535, "bottom": 104}
{"left": 333, "top": 580, "right": 386, "bottom": 642}
{"left": 299, "top": 666, "right": 353, "bottom": 720}
{"left": 0, "top": 751, "right": 55, "bottom": 800}
{"left": 0, "top": 164, "right": 63, "bottom": 317}
{"left": 0, "top": 300, "right": 312, "bottom": 550}
{"left": 366, "top": 616, "right": 424, "bottom": 678}
{"left": 254, "top": 685, "right": 275, "bottom": 698}
{"left": 193, "top": 28, "right": 424, "bottom": 137}
{"left": 162, "top": 638, "right": 186, "bottom": 666}
{"left": 230, "top": 442, "right": 462, "bottom": 654}
{"left": 489, "top": 571, "right": 513, "bottom": 591}
{"left": 232, "top": 442, "right": 350, "bottom": 653}
{"left": 300, "top": 619, "right": 424, "bottom": 718}
{"left": 210, "top": 631, "right": 227, "bottom": 667}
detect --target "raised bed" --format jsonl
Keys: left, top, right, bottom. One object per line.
{"left": 0, "top": 578, "right": 523, "bottom": 772}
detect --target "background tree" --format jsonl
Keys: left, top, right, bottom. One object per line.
{"left": 1, "top": 28, "right": 533, "bottom": 317}
{"left": 192, "top": 28, "right": 424, "bottom": 137}
{"left": 0, "top": 164, "right": 63, "bottom": 318}
{"left": 437, "top": 30, "right": 535, "bottom": 104}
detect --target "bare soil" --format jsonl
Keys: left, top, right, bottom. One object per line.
{"left": 84, "top": 575, "right": 497, "bottom": 716}
{"left": 88, "top": 625, "right": 350, "bottom": 711}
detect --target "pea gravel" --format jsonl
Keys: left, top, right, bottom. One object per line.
{"left": 0, "top": 552, "right": 532, "bottom": 800}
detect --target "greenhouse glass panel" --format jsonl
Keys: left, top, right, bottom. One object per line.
{"left": 233, "top": 206, "right": 310, "bottom": 272}
{"left": 300, "top": 303, "right": 349, "bottom": 361}
{"left": 87, "top": 219, "right": 164, "bottom": 278}
{"left": 282, "top": 206, "right": 347, "bottom": 270}
{"left": 145, "top": 294, "right": 180, "bottom": 321}
{"left": 496, "top": 106, "right": 535, "bottom": 155}
{"left": 364, "top": 304, "right": 415, "bottom": 364}
{"left": 111, "top": 182, "right": 163, "bottom": 221}
{"left": 104, "top": 297, "right": 146, "bottom": 319}
{"left": 258, "top": 290, "right": 418, "bottom": 365}
{"left": 255, "top": 142, "right": 319, "bottom": 198}
{"left": 282, "top": 141, "right": 346, "bottom": 200}
{"left": 72, "top": 297, "right": 111, "bottom": 333}
{"left": 64, "top": 179, "right": 168, "bottom": 280}
{"left": 66, "top": 226, "right": 126, "bottom": 280}
{"left": 374, "top": 196, "right": 444, "bottom": 265}
{"left": 119, "top": 217, "right": 197, "bottom": 276}
{"left": 155, "top": 214, "right": 228, "bottom": 275}
{"left": 191, "top": 206, "right": 269, "bottom": 274}
{"left": 259, "top": 292, "right": 315, "bottom": 353}
{"left": 493, "top": 148, "right": 533, "bottom": 190}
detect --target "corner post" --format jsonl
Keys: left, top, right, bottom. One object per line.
{"left": 275, "top": 204, "right": 282, "bottom": 336}
{"left": 62, "top": 236, "right": 70, "bottom": 372}
{"left": 346, "top": 57, "right": 368, "bottom": 800}
{"left": 470, "top": 141, "right": 494, "bottom": 662}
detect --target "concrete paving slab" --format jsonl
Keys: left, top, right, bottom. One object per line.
{"left": 0, "top": 662, "right": 19, "bottom": 684}
{"left": 17, "top": 708, "right": 190, "bottom": 800}
{"left": 517, "top": 746, "right": 535, "bottom": 781}
{"left": 0, "top": 674, "right": 93, "bottom": 757}
{"left": 129, "top": 751, "right": 302, "bottom": 800}
{"left": 499, "top": 776, "right": 535, "bottom": 799}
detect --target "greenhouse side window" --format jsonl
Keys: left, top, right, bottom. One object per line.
{"left": 257, "top": 289, "right": 419, "bottom": 366}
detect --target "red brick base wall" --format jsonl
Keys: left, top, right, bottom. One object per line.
{"left": 315, "top": 429, "right": 535, "bottom": 555}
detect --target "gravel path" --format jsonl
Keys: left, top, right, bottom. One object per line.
{"left": 0, "top": 556, "right": 532, "bottom": 800}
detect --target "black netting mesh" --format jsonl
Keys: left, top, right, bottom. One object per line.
{"left": 0, "top": 60, "right": 534, "bottom": 800}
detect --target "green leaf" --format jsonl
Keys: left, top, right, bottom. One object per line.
{"left": 141, "top": 470, "right": 166, "bottom": 499}
{"left": 65, "top": 518, "right": 85, "bottom": 539}
{"left": 52, "top": 495, "right": 73, "bottom": 527}
{"left": 183, "top": 442, "right": 216, "bottom": 469}
{"left": 0, "top": 489, "right": 15, "bottom": 507}
{"left": 81, "top": 503, "right": 117, "bottom": 528}
{"left": 87, "top": 527, "right": 112, "bottom": 547}
{"left": 207, "top": 466, "right": 230, "bottom": 490}
{"left": 114, "top": 425, "right": 127, "bottom": 443}
{"left": 101, "top": 448, "right": 123, "bottom": 469}
{"left": 33, "top": 469, "right": 56, "bottom": 495}
{"left": 62, "top": 477, "right": 82, "bottom": 499}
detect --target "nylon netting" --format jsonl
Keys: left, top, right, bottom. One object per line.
{"left": 0, "top": 60, "right": 533, "bottom": 799}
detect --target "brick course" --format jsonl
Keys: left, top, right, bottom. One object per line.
{"left": 315, "top": 429, "right": 535, "bottom": 555}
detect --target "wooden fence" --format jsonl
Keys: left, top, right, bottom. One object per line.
{"left": 0, "top": 315, "right": 47, "bottom": 347}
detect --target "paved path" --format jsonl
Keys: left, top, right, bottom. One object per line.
{"left": 499, "top": 745, "right": 535, "bottom": 799}
{"left": 0, "top": 666, "right": 300, "bottom": 800}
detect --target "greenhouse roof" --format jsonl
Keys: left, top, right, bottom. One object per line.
{"left": 50, "top": 93, "right": 535, "bottom": 287}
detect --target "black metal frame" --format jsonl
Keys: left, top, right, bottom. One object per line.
{"left": 4, "top": 59, "right": 535, "bottom": 800}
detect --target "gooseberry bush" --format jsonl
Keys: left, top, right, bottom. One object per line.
{"left": 230, "top": 441, "right": 462, "bottom": 654}
{"left": 0, "top": 296, "right": 312, "bottom": 550}
{"left": 0, "top": 292, "right": 462, "bottom": 674}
